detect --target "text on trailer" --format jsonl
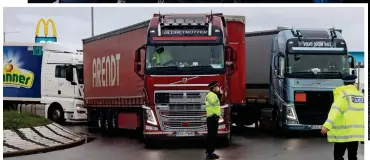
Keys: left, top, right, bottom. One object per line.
{"left": 93, "top": 54, "right": 120, "bottom": 87}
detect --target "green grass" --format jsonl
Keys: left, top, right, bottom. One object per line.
{"left": 3, "top": 110, "right": 52, "bottom": 130}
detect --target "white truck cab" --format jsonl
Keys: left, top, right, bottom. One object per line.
{"left": 3, "top": 42, "right": 86, "bottom": 123}
{"left": 41, "top": 43, "right": 86, "bottom": 123}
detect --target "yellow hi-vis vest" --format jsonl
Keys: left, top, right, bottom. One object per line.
{"left": 205, "top": 91, "right": 221, "bottom": 117}
{"left": 152, "top": 51, "right": 172, "bottom": 65}
{"left": 323, "top": 85, "right": 364, "bottom": 143}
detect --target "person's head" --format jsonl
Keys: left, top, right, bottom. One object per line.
{"left": 208, "top": 81, "right": 220, "bottom": 93}
{"left": 155, "top": 46, "right": 164, "bottom": 54}
{"left": 342, "top": 74, "right": 357, "bottom": 85}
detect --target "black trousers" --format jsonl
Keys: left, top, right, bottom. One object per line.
{"left": 206, "top": 116, "right": 219, "bottom": 154}
{"left": 334, "top": 141, "right": 359, "bottom": 160}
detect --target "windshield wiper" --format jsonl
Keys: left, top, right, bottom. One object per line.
{"left": 186, "top": 65, "right": 213, "bottom": 69}
{"left": 290, "top": 72, "right": 316, "bottom": 78}
{"left": 316, "top": 72, "right": 342, "bottom": 78}
{"left": 155, "top": 66, "right": 179, "bottom": 70}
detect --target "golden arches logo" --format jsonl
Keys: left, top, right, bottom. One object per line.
{"left": 35, "top": 18, "right": 57, "bottom": 37}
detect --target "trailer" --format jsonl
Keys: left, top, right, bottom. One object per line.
{"left": 3, "top": 42, "right": 86, "bottom": 123}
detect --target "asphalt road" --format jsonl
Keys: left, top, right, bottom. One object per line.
{"left": 6, "top": 125, "right": 364, "bottom": 160}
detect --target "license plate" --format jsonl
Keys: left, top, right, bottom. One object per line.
{"left": 176, "top": 131, "right": 195, "bottom": 137}
{"left": 311, "top": 125, "right": 322, "bottom": 129}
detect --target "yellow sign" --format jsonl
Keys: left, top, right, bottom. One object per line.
{"left": 3, "top": 60, "right": 34, "bottom": 88}
{"left": 35, "top": 18, "right": 57, "bottom": 37}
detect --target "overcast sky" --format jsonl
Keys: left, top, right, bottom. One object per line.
{"left": 3, "top": 7, "right": 365, "bottom": 51}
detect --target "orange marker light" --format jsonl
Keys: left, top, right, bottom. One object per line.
{"left": 295, "top": 92, "right": 306, "bottom": 102}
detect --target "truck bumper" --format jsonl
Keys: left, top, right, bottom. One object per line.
{"left": 282, "top": 124, "right": 322, "bottom": 131}
{"left": 65, "top": 106, "right": 87, "bottom": 122}
{"left": 144, "top": 130, "right": 230, "bottom": 140}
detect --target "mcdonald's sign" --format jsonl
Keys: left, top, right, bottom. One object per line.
{"left": 35, "top": 18, "right": 57, "bottom": 43}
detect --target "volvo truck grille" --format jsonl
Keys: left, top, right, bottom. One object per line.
{"left": 294, "top": 91, "right": 333, "bottom": 125}
{"left": 155, "top": 92, "right": 206, "bottom": 104}
{"left": 155, "top": 91, "right": 208, "bottom": 131}
{"left": 158, "top": 104, "right": 207, "bottom": 130}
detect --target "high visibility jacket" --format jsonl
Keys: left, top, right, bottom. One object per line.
{"left": 205, "top": 91, "right": 221, "bottom": 117}
{"left": 323, "top": 85, "right": 364, "bottom": 143}
{"left": 152, "top": 51, "right": 172, "bottom": 65}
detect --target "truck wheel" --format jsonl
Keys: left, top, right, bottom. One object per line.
{"left": 235, "top": 120, "right": 244, "bottom": 132}
{"left": 98, "top": 111, "right": 106, "bottom": 134}
{"left": 48, "top": 104, "right": 65, "bottom": 124}
{"left": 254, "top": 120, "right": 260, "bottom": 129}
{"left": 87, "top": 109, "right": 99, "bottom": 133}
{"left": 105, "top": 109, "right": 114, "bottom": 135}
{"left": 144, "top": 138, "right": 157, "bottom": 148}
{"left": 272, "top": 109, "right": 286, "bottom": 137}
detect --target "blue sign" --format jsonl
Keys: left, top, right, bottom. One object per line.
{"left": 349, "top": 51, "right": 364, "bottom": 63}
{"left": 3, "top": 46, "right": 43, "bottom": 99}
{"left": 35, "top": 37, "right": 57, "bottom": 43}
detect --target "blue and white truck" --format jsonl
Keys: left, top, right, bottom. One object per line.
{"left": 237, "top": 27, "right": 357, "bottom": 132}
{"left": 3, "top": 42, "right": 86, "bottom": 123}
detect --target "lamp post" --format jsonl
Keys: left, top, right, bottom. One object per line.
{"left": 91, "top": 7, "right": 94, "bottom": 36}
{"left": 3, "top": 31, "right": 20, "bottom": 42}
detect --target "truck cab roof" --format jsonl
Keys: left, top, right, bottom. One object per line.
{"left": 4, "top": 42, "right": 78, "bottom": 54}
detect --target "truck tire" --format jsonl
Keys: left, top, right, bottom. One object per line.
{"left": 98, "top": 111, "right": 107, "bottom": 134}
{"left": 87, "top": 109, "right": 99, "bottom": 133}
{"left": 48, "top": 104, "right": 65, "bottom": 124}
{"left": 104, "top": 109, "right": 114, "bottom": 135}
{"left": 254, "top": 120, "right": 260, "bottom": 129}
{"left": 272, "top": 109, "right": 288, "bottom": 137}
{"left": 144, "top": 138, "right": 157, "bottom": 148}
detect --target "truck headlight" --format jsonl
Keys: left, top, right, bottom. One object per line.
{"left": 219, "top": 117, "right": 224, "bottom": 123}
{"left": 145, "top": 109, "right": 158, "bottom": 126}
{"left": 76, "top": 104, "right": 84, "bottom": 109}
{"left": 286, "top": 106, "right": 297, "bottom": 120}
{"left": 219, "top": 108, "right": 225, "bottom": 123}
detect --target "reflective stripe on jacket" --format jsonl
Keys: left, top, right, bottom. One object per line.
{"left": 205, "top": 91, "right": 221, "bottom": 117}
{"left": 152, "top": 51, "right": 172, "bottom": 65}
{"left": 323, "top": 85, "right": 364, "bottom": 142}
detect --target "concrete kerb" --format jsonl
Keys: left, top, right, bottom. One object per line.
{"left": 3, "top": 136, "right": 90, "bottom": 158}
{"left": 3, "top": 123, "right": 95, "bottom": 158}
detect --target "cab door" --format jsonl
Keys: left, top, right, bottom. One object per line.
{"left": 55, "top": 65, "right": 76, "bottom": 99}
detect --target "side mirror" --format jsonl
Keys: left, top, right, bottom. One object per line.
{"left": 351, "top": 69, "right": 357, "bottom": 76}
{"left": 224, "top": 45, "right": 236, "bottom": 75}
{"left": 348, "top": 55, "right": 355, "bottom": 68}
{"left": 225, "top": 46, "right": 236, "bottom": 62}
{"left": 65, "top": 66, "right": 74, "bottom": 82}
{"left": 134, "top": 45, "right": 145, "bottom": 78}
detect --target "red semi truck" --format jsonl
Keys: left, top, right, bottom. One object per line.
{"left": 83, "top": 13, "right": 246, "bottom": 146}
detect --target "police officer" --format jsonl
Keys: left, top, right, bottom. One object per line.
{"left": 152, "top": 46, "right": 173, "bottom": 66}
{"left": 321, "top": 75, "right": 364, "bottom": 160}
{"left": 205, "top": 81, "right": 222, "bottom": 159}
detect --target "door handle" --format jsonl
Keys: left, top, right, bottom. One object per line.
{"left": 58, "top": 90, "right": 61, "bottom": 94}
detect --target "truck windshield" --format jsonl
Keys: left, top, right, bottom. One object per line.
{"left": 76, "top": 64, "right": 84, "bottom": 84}
{"left": 145, "top": 44, "right": 225, "bottom": 75}
{"left": 287, "top": 54, "right": 349, "bottom": 79}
